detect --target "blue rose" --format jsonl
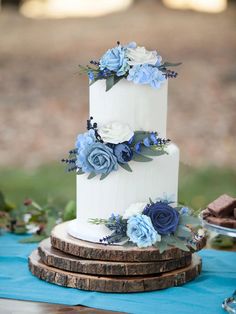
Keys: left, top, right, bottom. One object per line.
{"left": 127, "top": 64, "right": 166, "bottom": 88}
{"left": 76, "top": 142, "right": 118, "bottom": 174}
{"left": 113, "top": 143, "right": 133, "bottom": 164}
{"left": 143, "top": 202, "right": 179, "bottom": 235}
{"left": 127, "top": 214, "right": 160, "bottom": 248}
{"left": 75, "top": 129, "right": 96, "bottom": 153}
{"left": 99, "top": 45, "right": 129, "bottom": 77}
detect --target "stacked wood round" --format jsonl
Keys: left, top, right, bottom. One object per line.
{"left": 29, "top": 221, "right": 206, "bottom": 293}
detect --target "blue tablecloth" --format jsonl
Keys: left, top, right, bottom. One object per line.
{"left": 0, "top": 233, "right": 235, "bottom": 314}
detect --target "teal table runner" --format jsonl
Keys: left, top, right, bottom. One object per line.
{"left": 0, "top": 233, "right": 235, "bottom": 314}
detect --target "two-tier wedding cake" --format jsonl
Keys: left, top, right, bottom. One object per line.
{"left": 63, "top": 42, "right": 201, "bottom": 251}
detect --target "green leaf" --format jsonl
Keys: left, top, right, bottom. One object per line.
{"left": 149, "top": 197, "right": 154, "bottom": 204}
{"left": 132, "top": 152, "right": 153, "bottom": 162}
{"left": 175, "top": 225, "right": 192, "bottom": 238}
{"left": 89, "top": 76, "right": 100, "bottom": 86}
{"left": 63, "top": 200, "right": 76, "bottom": 221}
{"left": 160, "top": 62, "right": 182, "bottom": 67}
{"left": 19, "top": 234, "right": 46, "bottom": 243}
{"left": 106, "top": 76, "right": 115, "bottom": 92}
{"left": 77, "top": 169, "right": 84, "bottom": 175}
{"left": 113, "top": 75, "right": 123, "bottom": 86}
{"left": 100, "top": 173, "right": 110, "bottom": 180}
{"left": 119, "top": 163, "right": 132, "bottom": 172}
{"left": 179, "top": 215, "right": 200, "bottom": 226}
{"left": 87, "top": 172, "right": 97, "bottom": 179}
{"left": 132, "top": 131, "right": 151, "bottom": 144}
{"left": 169, "top": 236, "right": 190, "bottom": 251}
{"left": 140, "top": 147, "right": 167, "bottom": 157}
{"left": 154, "top": 241, "right": 168, "bottom": 254}
{"left": 174, "top": 239, "right": 190, "bottom": 252}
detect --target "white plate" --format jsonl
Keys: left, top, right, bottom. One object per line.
{"left": 199, "top": 211, "right": 236, "bottom": 238}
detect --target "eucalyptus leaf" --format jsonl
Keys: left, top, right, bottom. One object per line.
{"left": 89, "top": 77, "right": 100, "bottom": 86}
{"left": 170, "top": 236, "right": 190, "bottom": 252}
{"left": 132, "top": 152, "right": 153, "bottom": 162}
{"left": 77, "top": 169, "right": 84, "bottom": 175}
{"left": 119, "top": 163, "right": 132, "bottom": 172}
{"left": 154, "top": 241, "right": 168, "bottom": 254}
{"left": 113, "top": 75, "right": 123, "bottom": 86}
{"left": 106, "top": 76, "right": 115, "bottom": 92}
{"left": 87, "top": 172, "right": 97, "bottom": 179}
{"left": 160, "top": 62, "right": 182, "bottom": 68}
{"left": 140, "top": 147, "right": 166, "bottom": 157}
{"left": 149, "top": 197, "right": 154, "bottom": 204}
{"left": 100, "top": 173, "right": 110, "bottom": 180}
{"left": 175, "top": 225, "right": 192, "bottom": 238}
{"left": 132, "top": 131, "right": 151, "bottom": 144}
{"left": 179, "top": 215, "right": 200, "bottom": 226}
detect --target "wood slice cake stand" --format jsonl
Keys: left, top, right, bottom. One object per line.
{"left": 38, "top": 238, "right": 192, "bottom": 276}
{"left": 50, "top": 221, "right": 206, "bottom": 262}
{"left": 28, "top": 221, "right": 206, "bottom": 293}
{"left": 29, "top": 251, "right": 202, "bottom": 293}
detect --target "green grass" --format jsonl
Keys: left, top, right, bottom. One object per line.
{"left": 0, "top": 163, "right": 236, "bottom": 210}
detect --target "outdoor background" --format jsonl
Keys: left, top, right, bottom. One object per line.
{"left": 0, "top": 0, "right": 236, "bottom": 211}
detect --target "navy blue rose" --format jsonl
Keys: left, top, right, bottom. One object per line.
{"left": 113, "top": 143, "right": 133, "bottom": 164}
{"left": 143, "top": 202, "right": 179, "bottom": 235}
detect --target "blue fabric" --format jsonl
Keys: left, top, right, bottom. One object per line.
{"left": 0, "top": 233, "right": 235, "bottom": 314}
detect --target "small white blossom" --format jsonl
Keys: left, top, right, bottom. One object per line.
{"left": 123, "top": 202, "right": 147, "bottom": 219}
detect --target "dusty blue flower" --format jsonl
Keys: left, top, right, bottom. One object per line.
{"left": 99, "top": 45, "right": 129, "bottom": 77}
{"left": 150, "top": 132, "right": 158, "bottom": 145}
{"left": 76, "top": 142, "right": 118, "bottom": 174}
{"left": 127, "top": 64, "right": 166, "bottom": 88}
{"left": 143, "top": 137, "right": 151, "bottom": 147}
{"left": 113, "top": 143, "right": 133, "bottom": 164}
{"left": 143, "top": 202, "right": 179, "bottom": 235}
{"left": 88, "top": 71, "right": 95, "bottom": 81}
{"left": 127, "top": 214, "right": 160, "bottom": 248}
{"left": 75, "top": 129, "right": 96, "bottom": 153}
{"left": 179, "top": 207, "right": 191, "bottom": 215}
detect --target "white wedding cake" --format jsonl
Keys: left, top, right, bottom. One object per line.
{"left": 62, "top": 42, "right": 193, "bottom": 249}
{"left": 66, "top": 43, "right": 180, "bottom": 243}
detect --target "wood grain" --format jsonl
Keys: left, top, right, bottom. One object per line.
{"left": 29, "top": 251, "right": 202, "bottom": 293}
{"left": 39, "top": 238, "right": 192, "bottom": 276}
{"left": 50, "top": 222, "right": 206, "bottom": 262}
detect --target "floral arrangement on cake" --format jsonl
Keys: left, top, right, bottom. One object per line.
{"left": 62, "top": 117, "right": 170, "bottom": 180}
{"left": 79, "top": 41, "right": 181, "bottom": 91}
{"left": 89, "top": 197, "right": 204, "bottom": 252}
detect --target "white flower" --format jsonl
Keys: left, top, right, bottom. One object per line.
{"left": 123, "top": 202, "right": 147, "bottom": 219}
{"left": 98, "top": 121, "right": 134, "bottom": 145}
{"left": 126, "top": 46, "right": 161, "bottom": 66}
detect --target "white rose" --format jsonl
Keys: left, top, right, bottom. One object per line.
{"left": 126, "top": 46, "right": 161, "bottom": 66}
{"left": 98, "top": 121, "right": 134, "bottom": 145}
{"left": 123, "top": 202, "right": 147, "bottom": 219}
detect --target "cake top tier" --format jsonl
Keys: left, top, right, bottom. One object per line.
{"left": 79, "top": 41, "right": 181, "bottom": 91}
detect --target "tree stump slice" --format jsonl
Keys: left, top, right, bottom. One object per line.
{"left": 38, "top": 238, "right": 192, "bottom": 276}
{"left": 51, "top": 221, "right": 206, "bottom": 262}
{"left": 29, "top": 250, "right": 202, "bottom": 293}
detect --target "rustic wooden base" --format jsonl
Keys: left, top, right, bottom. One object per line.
{"left": 38, "top": 238, "right": 192, "bottom": 276}
{"left": 29, "top": 250, "right": 202, "bottom": 293}
{"left": 51, "top": 221, "right": 206, "bottom": 262}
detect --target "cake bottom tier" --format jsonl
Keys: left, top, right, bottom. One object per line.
{"left": 74, "top": 143, "right": 179, "bottom": 243}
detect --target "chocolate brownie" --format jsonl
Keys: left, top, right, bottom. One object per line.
{"left": 207, "top": 194, "right": 236, "bottom": 217}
